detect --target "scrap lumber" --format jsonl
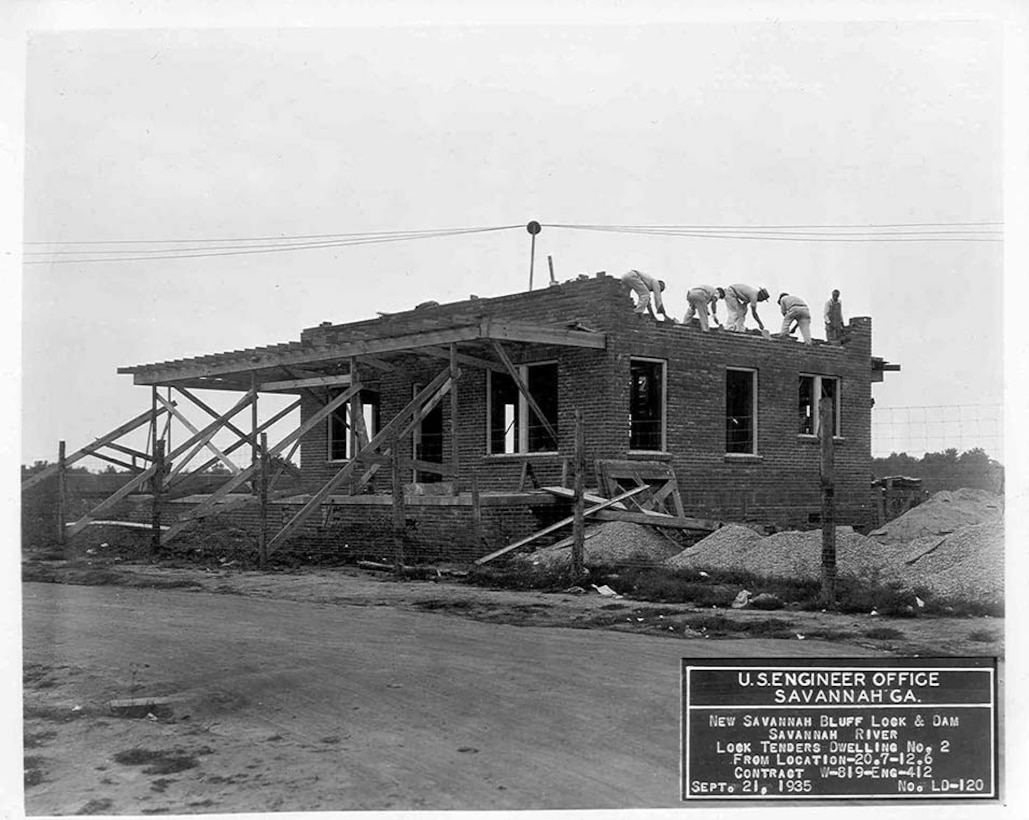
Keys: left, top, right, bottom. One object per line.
{"left": 474, "top": 485, "right": 649, "bottom": 565}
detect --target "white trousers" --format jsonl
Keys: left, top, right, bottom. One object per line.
{"left": 622, "top": 271, "right": 651, "bottom": 314}
{"left": 684, "top": 288, "right": 712, "bottom": 331}
{"left": 724, "top": 288, "right": 747, "bottom": 331}
{"left": 781, "top": 307, "right": 812, "bottom": 344}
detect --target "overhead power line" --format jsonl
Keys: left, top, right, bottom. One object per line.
{"left": 23, "top": 220, "right": 1003, "bottom": 265}
{"left": 23, "top": 225, "right": 523, "bottom": 265}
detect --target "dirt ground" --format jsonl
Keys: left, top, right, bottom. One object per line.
{"left": 20, "top": 561, "right": 1004, "bottom": 813}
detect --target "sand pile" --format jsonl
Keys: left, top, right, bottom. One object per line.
{"left": 526, "top": 521, "right": 681, "bottom": 567}
{"left": 896, "top": 519, "right": 1004, "bottom": 604}
{"left": 870, "top": 488, "right": 1003, "bottom": 545}
{"left": 666, "top": 526, "right": 907, "bottom": 583}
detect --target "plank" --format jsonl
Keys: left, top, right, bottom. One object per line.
{"left": 259, "top": 373, "right": 353, "bottom": 391}
{"left": 590, "top": 509, "right": 720, "bottom": 531}
{"left": 540, "top": 486, "right": 627, "bottom": 509}
{"left": 474, "top": 485, "right": 649, "bottom": 565}
{"left": 480, "top": 318, "right": 607, "bottom": 349}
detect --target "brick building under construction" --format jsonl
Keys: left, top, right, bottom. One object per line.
{"left": 32, "top": 274, "right": 898, "bottom": 562}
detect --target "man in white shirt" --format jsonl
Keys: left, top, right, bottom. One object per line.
{"left": 683, "top": 285, "right": 724, "bottom": 331}
{"left": 776, "top": 292, "right": 813, "bottom": 344}
{"left": 621, "top": 270, "right": 671, "bottom": 319}
{"left": 723, "top": 284, "right": 769, "bottom": 332}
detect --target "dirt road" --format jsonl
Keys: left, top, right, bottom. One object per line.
{"left": 23, "top": 581, "right": 881, "bottom": 814}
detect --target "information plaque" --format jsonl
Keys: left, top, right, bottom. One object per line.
{"left": 682, "top": 657, "right": 997, "bottom": 801}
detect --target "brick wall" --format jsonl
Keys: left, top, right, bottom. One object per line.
{"left": 292, "top": 275, "right": 881, "bottom": 548}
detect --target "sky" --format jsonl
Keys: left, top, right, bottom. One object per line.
{"left": 12, "top": 9, "right": 1012, "bottom": 469}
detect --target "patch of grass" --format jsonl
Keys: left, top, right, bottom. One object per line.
{"left": 863, "top": 626, "right": 905, "bottom": 641}
{"left": 76, "top": 798, "right": 114, "bottom": 815}
{"left": 599, "top": 603, "right": 628, "bottom": 610}
{"left": 968, "top": 629, "right": 999, "bottom": 643}
{"left": 113, "top": 747, "right": 199, "bottom": 775}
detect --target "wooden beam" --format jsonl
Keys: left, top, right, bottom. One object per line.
{"left": 126, "top": 318, "right": 605, "bottom": 387}
{"left": 449, "top": 343, "right": 460, "bottom": 494}
{"left": 480, "top": 318, "right": 607, "bottom": 349}
{"left": 65, "top": 464, "right": 160, "bottom": 537}
{"left": 103, "top": 441, "right": 153, "bottom": 462}
{"left": 474, "top": 485, "right": 649, "bottom": 565}
{"left": 21, "top": 406, "right": 170, "bottom": 491}
{"left": 259, "top": 374, "right": 353, "bottom": 392}
{"left": 491, "top": 340, "right": 559, "bottom": 447}
{"left": 87, "top": 452, "right": 144, "bottom": 473}
{"left": 540, "top": 486, "right": 628, "bottom": 509}
{"left": 129, "top": 325, "right": 484, "bottom": 384}
{"left": 162, "top": 391, "right": 257, "bottom": 482}
{"left": 414, "top": 345, "right": 505, "bottom": 373}
{"left": 355, "top": 355, "right": 396, "bottom": 371}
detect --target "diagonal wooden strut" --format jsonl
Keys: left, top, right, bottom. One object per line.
{"left": 491, "top": 340, "right": 559, "bottom": 447}
{"left": 161, "top": 384, "right": 362, "bottom": 543}
{"left": 267, "top": 365, "right": 456, "bottom": 553}
{"left": 22, "top": 406, "right": 170, "bottom": 491}
{"left": 156, "top": 393, "right": 240, "bottom": 476}
{"left": 164, "top": 397, "right": 300, "bottom": 491}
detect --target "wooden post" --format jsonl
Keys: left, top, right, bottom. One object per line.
{"left": 251, "top": 372, "right": 259, "bottom": 468}
{"left": 151, "top": 440, "right": 165, "bottom": 555}
{"left": 391, "top": 433, "right": 405, "bottom": 575}
{"left": 258, "top": 433, "right": 269, "bottom": 568}
{"left": 547, "top": 254, "right": 555, "bottom": 285}
{"left": 449, "top": 343, "right": 460, "bottom": 495}
{"left": 571, "top": 408, "right": 586, "bottom": 581}
{"left": 349, "top": 357, "right": 359, "bottom": 493}
{"left": 471, "top": 471, "right": 483, "bottom": 553}
{"left": 56, "top": 440, "right": 67, "bottom": 548}
{"left": 819, "top": 399, "right": 836, "bottom": 607}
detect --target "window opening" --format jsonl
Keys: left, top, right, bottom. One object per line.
{"left": 799, "top": 375, "right": 841, "bottom": 437}
{"left": 630, "top": 359, "right": 665, "bottom": 451}
{"left": 329, "top": 389, "right": 379, "bottom": 460}
{"left": 726, "top": 369, "right": 756, "bottom": 454}
{"left": 488, "top": 362, "right": 559, "bottom": 454}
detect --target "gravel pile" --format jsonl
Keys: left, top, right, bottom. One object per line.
{"left": 870, "top": 488, "right": 1003, "bottom": 544}
{"left": 668, "top": 526, "right": 905, "bottom": 582}
{"left": 897, "top": 519, "right": 1004, "bottom": 604}
{"left": 663, "top": 524, "right": 765, "bottom": 570}
{"left": 526, "top": 521, "right": 682, "bottom": 567}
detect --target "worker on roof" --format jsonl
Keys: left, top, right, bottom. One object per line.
{"left": 776, "top": 292, "right": 813, "bottom": 344}
{"left": 724, "top": 284, "right": 769, "bottom": 332}
{"left": 621, "top": 270, "right": 671, "bottom": 320}
{"left": 683, "top": 285, "right": 724, "bottom": 331}
{"left": 824, "top": 288, "right": 845, "bottom": 343}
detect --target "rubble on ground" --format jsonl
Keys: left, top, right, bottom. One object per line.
{"left": 663, "top": 524, "right": 765, "bottom": 570}
{"left": 869, "top": 488, "right": 1003, "bottom": 545}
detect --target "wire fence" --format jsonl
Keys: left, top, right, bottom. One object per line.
{"left": 871, "top": 404, "right": 1004, "bottom": 459}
